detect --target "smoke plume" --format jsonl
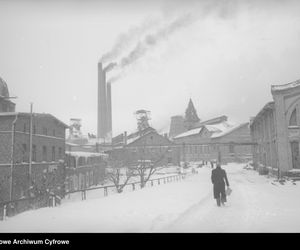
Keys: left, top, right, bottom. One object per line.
{"left": 104, "top": 62, "right": 117, "bottom": 72}
{"left": 102, "top": 0, "right": 241, "bottom": 82}
{"left": 120, "top": 13, "right": 196, "bottom": 68}
{"left": 100, "top": 17, "right": 161, "bottom": 64}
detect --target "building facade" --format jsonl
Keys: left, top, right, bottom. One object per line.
{"left": 111, "top": 127, "right": 180, "bottom": 167}
{"left": 0, "top": 112, "right": 68, "bottom": 201}
{"left": 251, "top": 79, "right": 300, "bottom": 177}
{"left": 65, "top": 151, "right": 108, "bottom": 192}
{"left": 173, "top": 119, "right": 252, "bottom": 164}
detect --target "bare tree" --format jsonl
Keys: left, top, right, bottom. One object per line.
{"left": 106, "top": 156, "right": 135, "bottom": 193}
{"left": 132, "top": 145, "right": 171, "bottom": 188}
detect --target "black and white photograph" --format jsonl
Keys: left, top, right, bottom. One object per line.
{"left": 1, "top": 0, "right": 300, "bottom": 237}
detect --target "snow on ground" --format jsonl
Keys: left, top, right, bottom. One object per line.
{"left": 63, "top": 166, "right": 181, "bottom": 203}
{"left": 1, "top": 163, "right": 300, "bottom": 232}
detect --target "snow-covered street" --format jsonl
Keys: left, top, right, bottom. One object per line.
{"left": 1, "top": 163, "right": 300, "bottom": 232}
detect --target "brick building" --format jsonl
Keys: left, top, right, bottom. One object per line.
{"left": 0, "top": 112, "right": 68, "bottom": 202}
{"left": 110, "top": 127, "right": 180, "bottom": 167}
{"left": 250, "top": 79, "right": 300, "bottom": 177}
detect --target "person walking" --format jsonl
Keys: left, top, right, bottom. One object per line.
{"left": 211, "top": 163, "right": 230, "bottom": 207}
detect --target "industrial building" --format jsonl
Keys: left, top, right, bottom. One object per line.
{"left": 250, "top": 79, "right": 300, "bottom": 177}
{"left": 169, "top": 99, "right": 252, "bottom": 164}
{"left": 111, "top": 126, "right": 180, "bottom": 167}
{"left": 0, "top": 112, "right": 68, "bottom": 202}
{"left": 65, "top": 118, "right": 108, "bottom": 192}
{"left": 0, "top": 78, "right": 68, "bottom": 203}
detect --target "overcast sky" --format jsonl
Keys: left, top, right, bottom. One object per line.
{"left": 1, "top": 0, "right": 300, "bottom": 136}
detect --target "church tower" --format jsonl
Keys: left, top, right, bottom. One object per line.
{"left": 184, "top": 98, "right": 200, "bottom": 130}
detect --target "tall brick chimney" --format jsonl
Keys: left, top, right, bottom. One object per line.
{"left": 107, "top": 81, "right": 112, "bottom": 142}
{"left": 97, "top": 62, "right": 107, "bottom": 140}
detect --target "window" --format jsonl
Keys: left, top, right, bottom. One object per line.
{"left": 229, "top": 144, "right": 235, "bottom": 154}
{"left": 78, "top": 157, "right": 86, "bottom": 166}
{"left": 71, "top": 156, "right": 76, "bottom": 168}
{"left": 33, "top": 125, "right": 36, "bottom": 134}
{"left": 58, "top": 147, "right": 62, "bottom": 160}
{"left": 53, "top": 129, "right": 56, "bottom": 137}
{"left": 42, "top": 146, "right": 47, "bottom": 161}
{"left": 32, "top": 145, "right": 37, "bottom": 162}
{"left": 42, "top": 127, "right": 47, "bottom": 136}
{"left": 289, "top": 108, "right": 297, "bottom": 126}
{"left": 22, "top": 144, "right": 27, "bottom": 162}
{"left": 52, "top": 146, "right": 55, "bottom": 161}
{"left": 23, "top": 124, "right": 27, "bottom": 133}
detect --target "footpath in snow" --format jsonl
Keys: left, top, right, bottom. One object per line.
{"left": 1, "top": 163, "right": 300, "bottom": 232}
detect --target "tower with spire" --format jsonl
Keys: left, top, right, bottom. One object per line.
{"left": 169, "top": 98, "right": 201, "bottom": 139}
{"left": 184, "top": 98, "right": 200, "bottom": 130}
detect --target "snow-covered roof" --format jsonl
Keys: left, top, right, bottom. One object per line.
{"left": 173, "top": 127, "right": 202, "bottom": 139}
{"left": 126, "top": 130, "right": 156, "bottom": 145}
{"left": 271, "top": 79, "right": 300, "bottom": 92}
{"left": 206, "top": 121, "right": 234, "bottom": 133}
{"left": 0, "top": 112, "right": 69, "bottom": 128}
{"left": 126, "top": 135, "right": 140, "bottom": 145}
{"left": 191, "top": 116, "right": 228, "bottom": 129}
{"left": 173, "top": 121, "right": 245, "bottom": 140}
{"left": 251, "top": 102, "right": 275, "bottom": 126}
{"left": 66, "top": 142, "right": 78, "bottom": 146}
{"left": 211, "top": 123, "right": 248, "bottom": 138}
{"left": 112, "top": 127, "right": 157, "bottom": 146}
{"left": 65, "top": 151, "right": 107, "bottom": 158}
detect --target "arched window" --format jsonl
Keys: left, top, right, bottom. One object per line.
{"left": 289, "top": 108, "right": 297, "bottom": 126}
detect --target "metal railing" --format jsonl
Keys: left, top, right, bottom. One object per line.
{"left": 0, "top": 193, "right": 60, "bottom": 221}
{"left": 64, "top": 172, "right": 191, "bottom": 201}
{"left": 0, "top": 171, "right": 197, "bottom": 220}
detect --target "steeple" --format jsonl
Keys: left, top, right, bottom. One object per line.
{"left": 184, "top": 98, "right": 200, "bottom": 130}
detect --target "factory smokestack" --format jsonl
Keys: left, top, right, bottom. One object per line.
{"left": 106, "top": 81, "right": 112, "bottom": 141}
{"left": 97, "top": 62, "right": 108, "bottom": 141}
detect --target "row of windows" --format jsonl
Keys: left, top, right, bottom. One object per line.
{"left": 22, "top": 144, "right": 63, "bottom": 162}
{"left": 184, "top": 145, "right": 235, "bottom": 154}
{"left": 22, "top": 123, "right": 57, "bottom": 137}
{"left": 66, "top": 155, "right": 105, "bottom": 168}
{"left": 130, "top": 147, "right": 172, "bottom": 154}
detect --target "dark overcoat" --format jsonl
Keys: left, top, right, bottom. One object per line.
{"left": 211, "top": 167, "right": 229, "bottom": 199}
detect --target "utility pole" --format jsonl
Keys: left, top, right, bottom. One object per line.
{"left": 29, "top": 103, "right": 33, "bottom": 181}
{"left": 9, "top": 114, "right": 18, "bottom": 201}
{"left": 182, "top": 142, "right": 186, "bottom": 165}
{"left": 217, "top": 145, "right": 222, "bottom": 165}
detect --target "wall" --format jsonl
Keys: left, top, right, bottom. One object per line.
{"left": 0, "top": 113, "right": 67, "bottom": 202}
